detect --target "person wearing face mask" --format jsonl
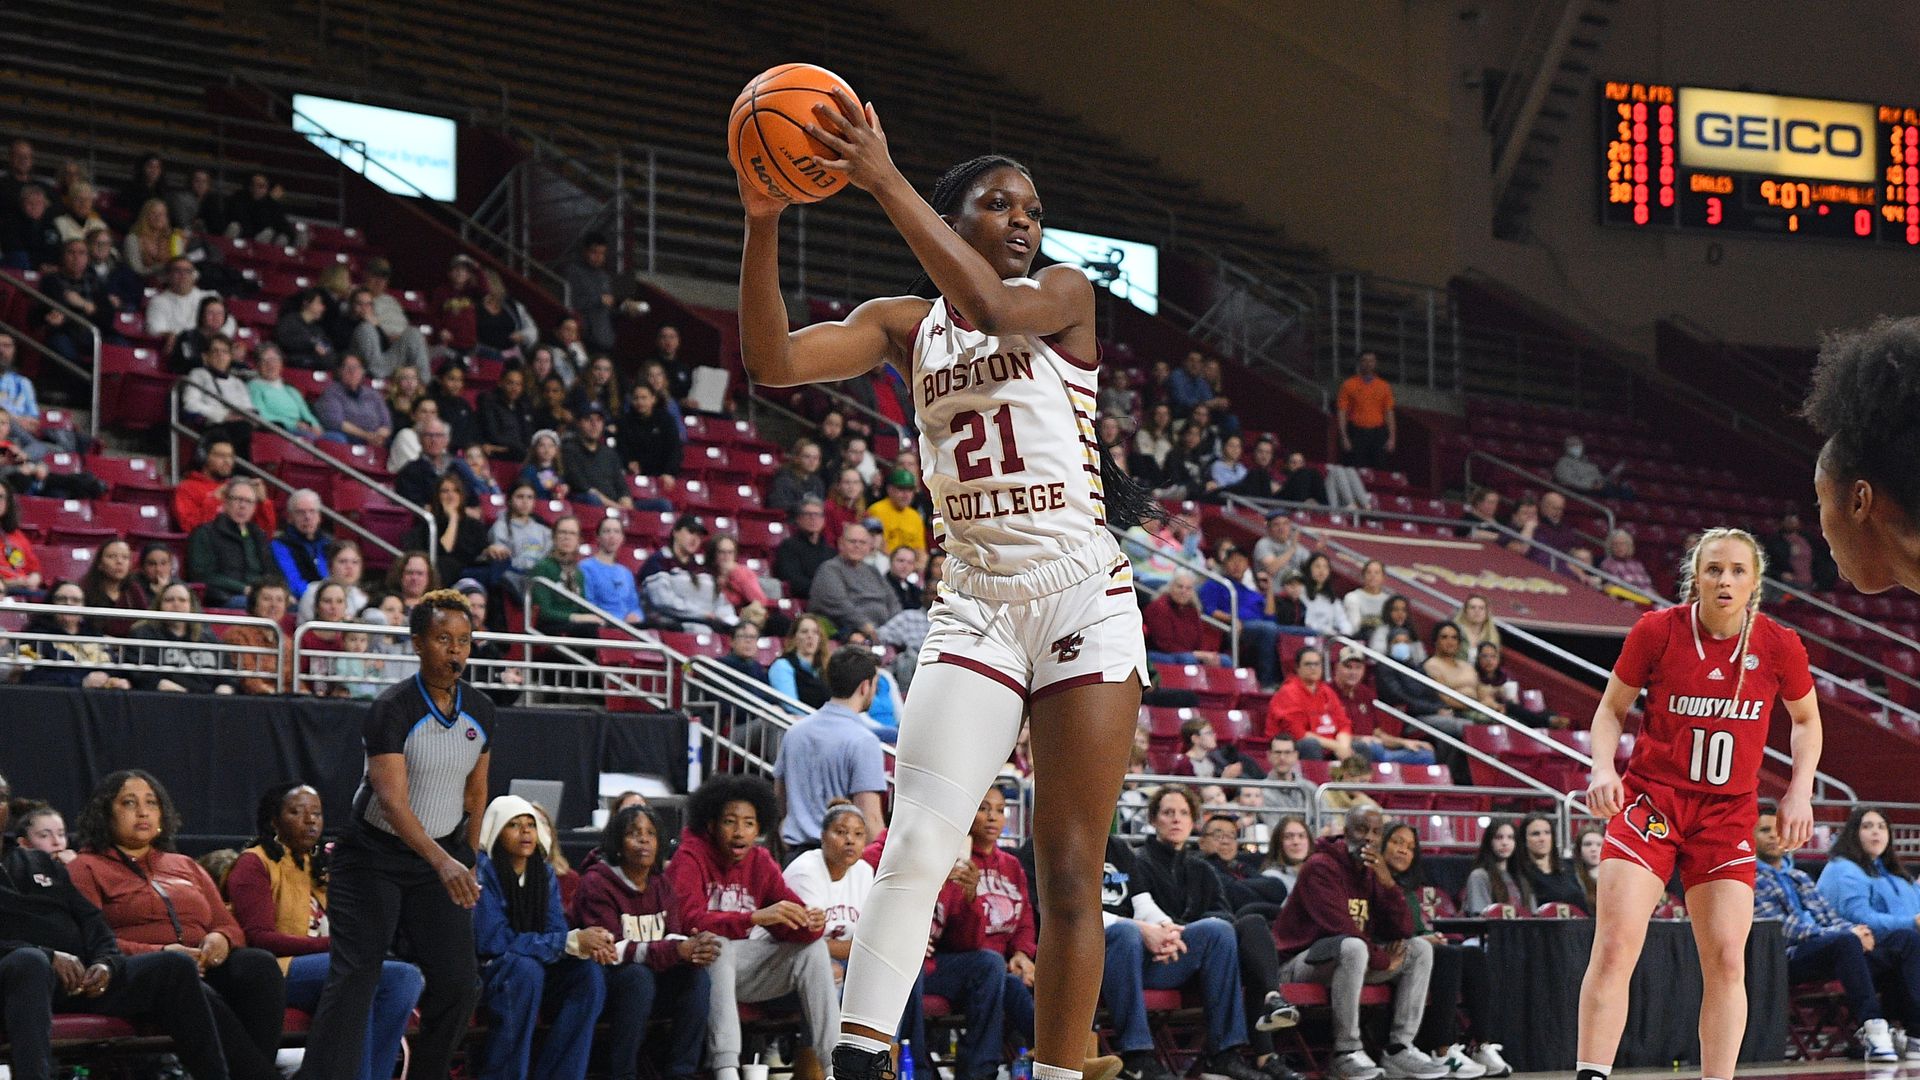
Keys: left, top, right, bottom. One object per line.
{"left": 1553, "top": 435, "right": 1634, "bottom": 500}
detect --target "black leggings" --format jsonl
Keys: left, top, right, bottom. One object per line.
{"left": 1231, "top": 913, "right": 1282, "bottom": 1056}
{"left": 201, "top": 946, "right": 287, "bottom": 1080}
{"left": 1416, "top": 941, "right": 1492, "bottom": 1050}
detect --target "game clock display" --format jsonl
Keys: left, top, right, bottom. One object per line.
{"left": 1599, "top": 80, "right": 1920, "bottom": 246}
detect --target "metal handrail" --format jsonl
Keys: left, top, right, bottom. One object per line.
{"left": 290, "top": 619, "right": 672, "bottom": 704}
{"left": 1341, "top": 634, "right": 1592, "bottom": 766}
{"left": 1462, "top": 450, "right": 1616, "bottom": 544}
{"left": 1766, "top": 574, "right": 1920, "bottom": 655}
{"left": 0, "top": 316, "right": 92, "bottom": 428}
{"left": 166, "top": 383, "right": 432, "bottom": 555}
{"left": 0, "top": 274, "right": 101, "bottom": 437}
{"left": 0, "top": 600, "right": 288, "bottom": 692}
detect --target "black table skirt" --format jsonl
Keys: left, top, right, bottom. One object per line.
{"left": 1477, "top": 919, "right": 1786, "bottom": 1072}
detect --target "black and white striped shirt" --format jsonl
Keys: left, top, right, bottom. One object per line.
{"left": 353, "top": 675, "right": 493, "bottom": 840}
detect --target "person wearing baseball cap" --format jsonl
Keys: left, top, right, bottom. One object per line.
{"left": 561, "top": 400, "right": 633, "bottom": 510}
{"left": 865, "top": 467, "right": 927, "bottom": 558}
{"left": 637, "top": 513, "right": 738, "bottom": 632}
{"left": 451, "top": 577, "right": 523, "bottom": 706}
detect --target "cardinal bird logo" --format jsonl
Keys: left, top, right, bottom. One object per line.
{"left": 1622, "top": 793, "right": 1671, "bottom": 842}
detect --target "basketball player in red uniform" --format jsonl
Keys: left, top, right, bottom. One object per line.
{"left": 1576, "top": 529, "right": 1823, "bottom": 1080}
{"left": 1801, "top": 316, "right": 1920, "bottom": 595}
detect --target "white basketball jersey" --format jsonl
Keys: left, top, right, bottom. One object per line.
{"left": 909, "top": 288, "right": 1108, "bottom": 579}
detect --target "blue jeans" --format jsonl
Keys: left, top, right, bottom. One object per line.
{"left": 1238, "top": 620, "right": 1279, "bottom": 686}
{"left": 925, "top": 950, "right": 1013, "bottom": 1080}
{"left": 1789, "top": 926, "right": 1920, "bottom": 1026}
{"left": 1101, "top": 917, "right": 1247, "bottom": 1054}
{"left": 476, "top": 954, "right": 606, "bottom": 1080}
{"left": 1148, "top": 651, "right": 1227, "bottom": 668}
{"left": 1354, "top": 738, "right": 1437, "bottom": 765}
{"left": 601, "top": 963, "right": 710, "bottom": 1080}
{"left": 284, "top": 952, "right": 423, "bottom": 1080}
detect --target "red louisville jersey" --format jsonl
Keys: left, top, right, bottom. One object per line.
{"left": 1613, "top": 603, "right": 1814, "bottom": 796}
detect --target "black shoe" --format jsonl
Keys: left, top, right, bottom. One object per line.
{"left": 832, "top": 1045, "right": 896, "bottom": 1080}
{"left": 1256, "top": 990, "right": 1301, "bottom": 1031}
{"left": 1259, "top": 1056, "right": 1308, "bottom": 1080}
{"left": 1119, "top": 1051, "right": 1179, "bottom": 1080}
{"left": 1201, "top": 1052, "right": 1271, "bottom": 1080}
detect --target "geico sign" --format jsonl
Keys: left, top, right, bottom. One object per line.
{"left": 1677, "top": 86, "right": 1876, "bottom": 183}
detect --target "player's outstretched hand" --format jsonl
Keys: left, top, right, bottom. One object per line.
{"left": 1777, "top": 789, "right": 1815, "bottom": 851}
{"left": 1586, "top": 767, "right": 1624, "bottom": 819}
{"left": 806, "top": 88, "right": 900, "bottom": 194}
{"left": 737, "top": 170, "right": 787, "bottom": 220}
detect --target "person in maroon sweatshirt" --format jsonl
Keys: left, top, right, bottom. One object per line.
{"left": 932, "top": 785, "right": 1038, "bottom": 1079}
{"left": 1269, "top": 806, "right": 1442, "bottom": 1080}
{"left": 1144, "top": 571, "right": 1226, "bottom": 666}
{"left": 660, "top": 774, "right": 837, "bottom": 1080}
{"left": 571, "top": 803, "right": 720, "bottom": 1080}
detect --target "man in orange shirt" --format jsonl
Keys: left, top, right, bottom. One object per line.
{"left": 1335, "top": 351, "right": 1395, "bottom": 469}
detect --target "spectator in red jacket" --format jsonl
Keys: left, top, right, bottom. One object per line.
{"left": 1271, "top": 806, "right": 1442, "bottom": 1080}
{"left": 924, "top": 785, "right": 1038, "bottom": 1080}
{"left": 660, "top": 775, "right": 836, "bottom": 1080}
{"left": 1327, "top": 646, "right": 1436, "bottom": 765}
{"left": 1264, "top": 647, "right": 1355, "bottom": 761}
{"left": 174, "top": 437, "right": 277, "bottom": 536}
{"left": 1145, "top": 571, "right": 1227, "bottom": 667}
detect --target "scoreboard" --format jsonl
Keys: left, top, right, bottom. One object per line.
{"left": 1599, "top": 80, "right": 1920, "bottom": 246}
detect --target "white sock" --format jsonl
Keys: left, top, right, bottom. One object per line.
{"left": 1575, "top": 1063, "right": 1612, "bottom": 1078}
{"left": 1035, "top": 1064, "right": 1082, "bottom": 1080}
{"left": 717, "top": 1068, "right": 740, "bottom": 1080}
{"left": 837, "top": 1033, "right": 891, "bottom": 1056}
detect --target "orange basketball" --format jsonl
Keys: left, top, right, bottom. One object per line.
{"left": 728, "top": 63, "right": 859, "bottom": 205}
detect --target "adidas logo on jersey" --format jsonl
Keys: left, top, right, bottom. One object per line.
{"left": 1738, "top": 840, "right": 1752, "bottom": 852}
{"left": 1707, "top": 667, "right": 1726, "bottom": 680}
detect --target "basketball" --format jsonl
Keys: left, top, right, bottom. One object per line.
{"left": 728, "top": 63, "right": 859, "bottom": 205}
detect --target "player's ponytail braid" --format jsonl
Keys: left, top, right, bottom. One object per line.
{"left": 1677, "top": 527, "right": 1769, "bottom": 712}
{"left": 907, "top": 155, "right": 1033, "bottom": 297}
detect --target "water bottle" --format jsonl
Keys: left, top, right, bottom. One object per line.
{"left": 1012, "top": 1047, "right": 1033, "bottom": 1080}
{"left": 900, "top": 1040, "right": 915, "bottom": 1080}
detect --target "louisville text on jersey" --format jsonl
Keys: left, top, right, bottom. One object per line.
{"left": 1664, "top": 693, "right": 1768, "bottom": 720}
{"left": 920, "top": 349, "right": 1036, "bottom": 406}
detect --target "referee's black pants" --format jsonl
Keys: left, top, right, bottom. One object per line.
{"left": 295, "top": 827, "right": 480, "bottom": 1080}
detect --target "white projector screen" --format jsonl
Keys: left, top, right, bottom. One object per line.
{"left": 1040, "top": 226, "right": 1159, "bottom": 315}
{"left": 292, "top": 94, "right": 458, "bottom": 202}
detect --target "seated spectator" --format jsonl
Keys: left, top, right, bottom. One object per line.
{"left": 0, "top": 406, "right": 94, "bottom": 503}
{"left": 39, "top": 238, "right": 108, "bottom": 364}
{"left": 296, "top": 538, "right": 368, "bottom": 625}
{"left": 276, "top": 288, "right": 338, "bottom": 371}
{"left": 1204, "top": 433, "right": 1249, "bottom": 501}
{"left": 299, "top": 579, "right": 355, "bottom": 696}
{"left": 0, "top": 137, "right": 38, "bottom": 211}
{"left": 808, "top": 523, "right": 900, "bottom": 640}
{"left": 1099, "top": 365, "right": 1140, "bottom": 420}
{"left": 404, "top": 474, "right": 501, "bottom": 588}
{"left": 867, "top": 469, "right": 928, "bottom": 556}
{"left": 1266, "top": 647, "right": 1355, "bottom": 762}
{"left": 1421, "top": 622, "right": 1483, "bottom": 710}
{"left": 619, "top": 381, "right": 682, "bottom": 487}
{"left": 1753, "top": 806, "right": 1920, "bottom": 1063}
{"left": 770, "top": 438, "right": 827, "bottom": 516}
{"left": 1231, "top": 438, "right": 1283, "bottom": 500}
{"left": 227, "top": 783, "right": 424, "bottom": 1080}
{"left": 823, "top": 468, "right": 869, "bottom": 547}
{"left": 775, "top": 498, "right": 834, "bottom": 600}
{"left": 711, "top": 533, "right": 779, "bottom": 635}
{"left": 1375, "top": 625, "right": 1456, "bottom": 723}
{"left": 395, "top": 418, "right": 460, "bottom": 506}
{"left": 1318, "top": 755, "right": 1380, "bottom": 834}
{"left": 1553, "top": 435, "right": 1633, "bottom": 499}
{"left": 775, "top": 648, "right": 887, "bottom": 850}
{"left": 18, "top": 582, "right": 129, "bottom": 688}
{"left": 638, "top": 514, "right": 737, "bottom": 632}
{"left": 1473, "top": 643, "right": 1562, "bottom": 728}
{"left": 0, "top": 484, "right": 42, "bottom": 596}
{"left": 1463, "top": 819, "right": 1532, "bottom": 913}
{"left": 561, "top": 404, "right": 632, "bottom": 509}
{"left": 1300, "top": 553, "right": 1355, "bottom": 638}
{"left": 1514, "top": 814, "right": 1587, "bottom": 913}
{"left": 1341, "top": 560, "right": 1392, "bottom": 636}
{"left": 518, "top": 428, "right": 570, "bottom": 501}
{"left": 343, "top": 288, "right": 425, "bottom": 385}
{"left": 0, "top": 335, "right": 71, "bottom": 455}
{"left": 881, "top": 545, "right": 920, "bottom": 613}
{"left": 542, "top": 313, "right": 594, "bottom": 381}
{"left": 1328, "top": 645, "right": 1436, "bottom": 764}
{"left": 474, "top": 269, "right": 538, "bottom": 357}
{"left": 1367, "top": 595, "right": 1422, "bottom": 658}
{"left": 1764, "top": 511, "right": 1835, "bottom": 590}
{"left": 639, "top": 360, "right": 686, "bottom": 429}
{"left": 1154, "top": 421, "right": 1211, "bottom": 500}
{"left": 1452, "top": 594, "right": 1500, "bottom": 654}
{"left": 80, "top": 539, "right": 148, "bottom": 635}
{"left": 181, "top": 334, "right": 255, "bottom": 454}
{"left": 1198, "top": 548, "right": 1279, "bottom": 688}
{"left": 481, "top": 366, "right": 536, "bottom": 460}
{"left": 719, "top": 620, "right": 772, "bottom": 683}
{"left": 1133, "top": 403, "right": 1175, "bottom": 471}
{"left": 1277, "top": 451, "right": 1328, "bottom": 505}
{"left": 224, "top": 578, "right": 295, "bottom": 695}
{"left": 529, "top": 517, "right": 598, "bottom": 636}
{"left": 1599, "top": 529, "right": 1656, "bottom": 597}
{"left": 1132, "top": 786, "right": 1301, "bottom": 1072}
{"left": 786, "top": 800, "right": 876, "bottom": 988}
{"left": 770, "top": 614, "right": 832, "bottom": 710}
{"left": 186, "top": 480, "right": 276, "bottom": 608}
{"left": 269, "top": 488, "right": 333, "bottom": 598}
{"left": 1381, "top": 825, "right": 1504, "bottom": 1077}
{"left": 68, "top": 770, "right": 286, "bottom": 1077}
{"left": 1197, "top": 810, "right": 1289, "bottom": 910}
{"left": 127, "top": 581, "right": 239, "bottom": 694}
{"left": 1271, "top": 805, "right": 1445, "bottom": 1080}
{"left": 181, "top": 167, "right": 226, "bottom": 238}
{"left": 490, "top": 482, "right": 552, "bottom": 595}
{"left": 247, "top": 344, "right": 323, "bottom": 438}
{"left": 1254, "top": 815, "right": 1312, "bottom": 893}
{"left": 567, "top": 355, "right": 621, "bottom": 420}
{"left": 532, "top": 371, "right": 576, "bottom": 435}
{"left": 0, "top": 814, "right": 237, "bottom": 1080}
{"left": 472, "top": 795, "right": 610, "bottom": 1080}
{"left": 226, "top": 173, "right": 293, "bottom": 245}
{"left": 1170, "top": 718, "right": 1243, "bottom": 779}
{"left": 568, "top": 804, "right": 716, "bottom": 1080}
{"left": 5, "top": 184, "right": 62, "bottom": 272}
{"left": 123, "top": 196, "right": 181, "bottom": 281}
{"left": 660, "top": 775, "right": 837, "bottom": 1080}
{"left": 1252, "top": 512, "right": 1309, "bottom": 577}
{"left": 10, "top": 800, "right": 75, "bottom": 862}
{"left": 646, "top": 325, "right": 693, "bottom": 403}
{"left": 431, "top": 361, "right": 481, "bottom": 450}
{"left": 83, "top": 226, "right": 144, "bottom": 317}
{"left": 314, "top": 354, "right": 393, "bottom": 447}
{"left": 385, "top": 365, "right": 428, "bottom": 433}
{"left": 1529, "top": 492, "right": 1580, "bottom": 571}
{"left": 52, "top": 180, "right": 106, "bottom": 244}
{"left": 579, "top": 515, "right": 643, "bottom": 626}
{"left": 1457, "top": 489, "right": 1504, "bottom": 541}
{"left": 1818, "top": 807, "right": 1920, "bottom": 945}
{"left": 138, "top": 543, "right": 181, "bottom": 601}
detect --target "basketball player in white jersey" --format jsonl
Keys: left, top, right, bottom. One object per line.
{"left": 739, "top": 89, "right": 1172, "bottom": 1080}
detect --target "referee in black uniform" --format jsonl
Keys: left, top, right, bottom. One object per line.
{"left": 297, "top": 590, "right": 493, "bottom": 1080}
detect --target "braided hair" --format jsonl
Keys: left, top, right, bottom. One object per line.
{"left": 1676, "top": 527, "right": 1767, "bottom": 711}
{"left": 1802, "top": 315, "right": 1920, "bottom": 520}
{"left": 249, "top": 782, "right": 326, "bottom": 884}
{"left": 493, "top": 820, "right": 551, "bottom": 933}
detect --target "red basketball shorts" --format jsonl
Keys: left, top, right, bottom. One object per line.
{"left": 1601, "top": 777, "right": 1759, "bottom": 891}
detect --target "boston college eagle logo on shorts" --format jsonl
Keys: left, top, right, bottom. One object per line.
{"left": 1622, "top": 793, "right": 1671, "bottom": 842}
{"left": 1050, "top": 633, "right": 1085, "bottom": 664}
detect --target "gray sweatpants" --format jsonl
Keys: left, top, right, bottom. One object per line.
{"left": 707, "top": 934, "right": 841, "bottom": 1070}
{"left": 1277, "top": 936, "right": 1433, "bottom": 1053}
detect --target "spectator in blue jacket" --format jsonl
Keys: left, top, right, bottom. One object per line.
{"left": 578, "top": 515, "right": 643, "bottom": 626}
{"left": 1198, "top": 547, "right": 1278, "bottom": 688}
{"left": 473, "top": 795, "right": 612, "bottom": 1080}
{"left": 271, "top": 489, "right": 333, "bottom": 599}
{"left": 1756, "top": 806, "right": 1920, "bottom": 1062}
{"left": 1818, "top": 807, "right": 1920, "bottom": 939}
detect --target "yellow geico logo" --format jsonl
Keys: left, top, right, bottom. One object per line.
{"left": 1678, "top": 87, "right": 1875, "bottom": 183}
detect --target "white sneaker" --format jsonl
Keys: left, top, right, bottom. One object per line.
{"left": 274, "top": 1047, "right": 305, "bottom": 1078}
{"left": 1328, "top": 1051, "right": 1384, "bottom": 1080}
{"left": 1382, "top": 1046, "right": 1450, "bottom": 1080}
{"left": 1435, "top": 1046, "right": 1486, "bottom": 1079}
{"left": 1469, "top": 1044, "right": 1512, "bottom": 1078}
{"left": 1864, "top": 1018, "right": 1900, "bottom": 1062}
